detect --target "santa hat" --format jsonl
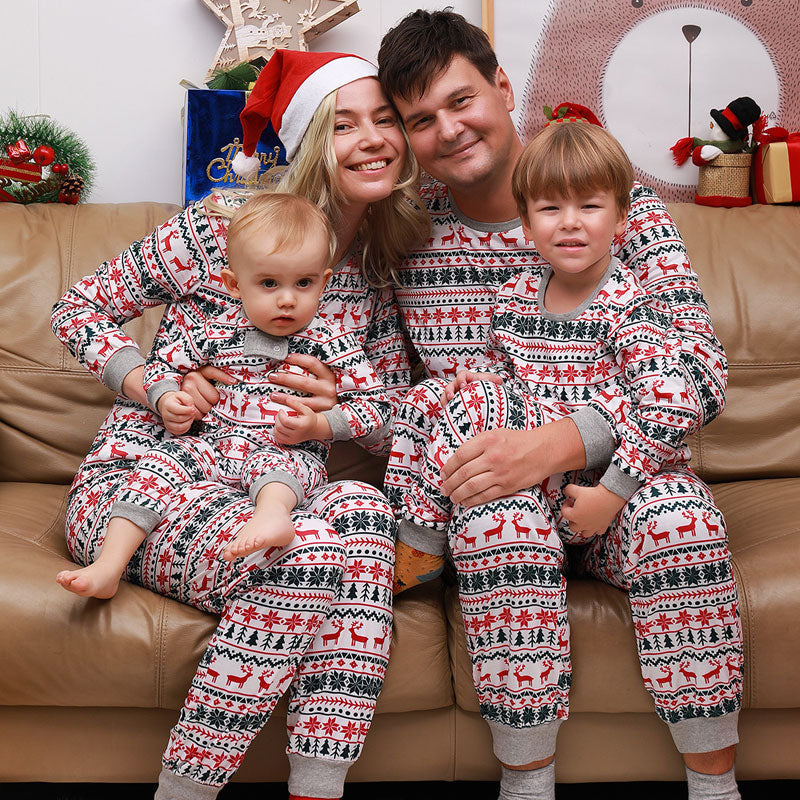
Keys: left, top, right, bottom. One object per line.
{"left": 544, "top": 102, "right": 603, "bottom": 127}
{"left": 232, "top": 50, "right": 378, "bottom": 178}
{"left": 710, "top": 96, "right": 761, "bottom": 141}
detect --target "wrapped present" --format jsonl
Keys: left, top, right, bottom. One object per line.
{"left": 0, "top": 158, "right": 42, "bottom": 184}
{"left": 183, "top": 87, "right": 286, "bottom": 206}
{"left": 753, "top": 127, "right": 800, "bottom": 204}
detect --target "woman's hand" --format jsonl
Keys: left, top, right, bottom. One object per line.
{"left": 441, "top": 417, "right": 587, "bottom": 507}
{"left": 181, "top": 365, "right": 236, "bottom": 419}
{"left": 270, "top": 354, "right": 337, "bottom": 412}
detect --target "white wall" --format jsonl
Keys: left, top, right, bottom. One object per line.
{"left": 1, "top": 0, "right": 483, "bottom": 205}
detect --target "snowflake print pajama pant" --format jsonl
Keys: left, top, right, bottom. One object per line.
{"left": 66, "top": 404, "right": 395, "bottom": 796}
{"left": 385, "top": 379, "right": 742, "bottom": 764}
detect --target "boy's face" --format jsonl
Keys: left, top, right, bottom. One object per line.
{"left": 521, "top": 188, "right": 627, "bottom": 283}
{"left": 223, "top": 227, "right": 332, "bottom": 337}
{"left": 392, "top": 55, "right": 517, "bottom": 194}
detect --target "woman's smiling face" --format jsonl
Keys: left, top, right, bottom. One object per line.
{"left": 333, "top": 77, "right": 407, "bottom": 214}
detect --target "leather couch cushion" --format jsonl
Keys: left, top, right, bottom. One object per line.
{"left": 669, "top": 203, "right": 800, "bottom": 483}
{"left": 0, "top": 202, "right": 179, "bottom": 484}
{"left": 0, "top": 483, "right": 453, "bottom": 714}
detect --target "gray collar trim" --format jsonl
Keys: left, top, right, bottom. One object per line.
{"left": 243, "top": 329, "right": 289, "bottom": 360}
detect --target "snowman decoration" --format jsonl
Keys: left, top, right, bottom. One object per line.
{"left": 671, "top": 96, "right": 763, "bottom": 207}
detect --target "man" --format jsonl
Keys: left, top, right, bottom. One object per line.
{"left": 378, "top": 10, "right": 742, "bottom": 800}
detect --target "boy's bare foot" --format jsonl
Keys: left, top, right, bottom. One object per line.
{"left": 223, "top": 507, "right": 295, "bottom": 561}
{"left": 56, "top": 562, "right": 122, "bottom": 599}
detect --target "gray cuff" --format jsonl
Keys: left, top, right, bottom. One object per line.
{"left": 321, "top": 406, "right": 352, "bottom": 441}
{"left": 354, "top": 421, "right": 392, "bottom": 450}
{"left": 147, "top": 378, "right": 182, "bottom": 413}
{"left": 287, "top": 753, "right": 352, "bottom": 799}
{"left": 104, "top": 346, "right": 145, "bottom": 394}
{"left": 599, "top": 463, "right": 643, "bottom": 501}
{"left": 488, "top": 718, "right": 562, "bottom": 765}
{"left": 667, "top": 710, "right": 740, "bottom": 753}
{"left": 397, "top": 519, "right": 448, "bottom": 555}
{"left": 249, "top": 471, "right": 304, "bottom": 507}
{"left": 569, "top": 407, "right": 616, "bottom": 469}
{"left": 109, "top": 501, "right": 161, "bottom": 535}
{"left": 154, "top": 768, "right": 220, "bottom": 800}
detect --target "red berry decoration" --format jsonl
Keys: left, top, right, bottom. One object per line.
{"left": 52, "top": 163, "right": 69, "bottom": 175}
{"left": 33, "top": 145, "right": 56, "bottom": 166}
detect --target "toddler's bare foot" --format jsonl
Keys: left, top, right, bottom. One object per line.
{"left": 223, "top": 508, "right": 295, "bottom": 561}
{"left": 56, "top": 562, "right": 122, "bottom": 599}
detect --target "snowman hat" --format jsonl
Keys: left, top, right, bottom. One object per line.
{"left": 545, "top": 102, "right": 603, "bottom": 127}
{"left": 232, "top": 49, "right": 378, "bottom": 178}
{"left": 710, "top": 97, "right": 761, "bottom": 140}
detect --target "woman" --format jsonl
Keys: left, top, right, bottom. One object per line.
{"left": 51, "top": 51, "right": 429, "bottom": 800}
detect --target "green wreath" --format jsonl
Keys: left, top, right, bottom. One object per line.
{"left": 0, "top": 110, "right": 95, "bottom": 203}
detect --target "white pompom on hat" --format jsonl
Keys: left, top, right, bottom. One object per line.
{"left": 231, "top": 49, "right": 378, "bottom": 178}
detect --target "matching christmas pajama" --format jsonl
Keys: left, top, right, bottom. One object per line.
{"left": 51, "top": 194, "right": 406, "bottom": 794}
{"left": 387, "top": 182, "right": 742, "bottom": 762}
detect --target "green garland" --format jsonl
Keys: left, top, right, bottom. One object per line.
{"left": 0, "top": 110, "right": 95, "bottom": 203}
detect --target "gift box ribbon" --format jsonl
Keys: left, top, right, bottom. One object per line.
{"left": 753, "top": 127, "right": 800, "bottom": 204}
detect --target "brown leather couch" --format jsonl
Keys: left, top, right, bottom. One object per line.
{"left": 1, "top": 201, "right": 798, "bottom": 786}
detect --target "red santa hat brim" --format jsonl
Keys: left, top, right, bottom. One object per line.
{"left": 238, "top": 50, "right": 378, "bottom": 173}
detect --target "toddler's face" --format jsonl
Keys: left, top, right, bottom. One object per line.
{"left": 521, "top": 188, "right": 627, "bottom": 283}
{"left": 224, "top": 227, "right": 332, "bottom": 336}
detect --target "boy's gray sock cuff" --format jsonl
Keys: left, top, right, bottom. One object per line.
{"left": 397, "top": 519, "right": 448, "bottom": 555}
{"left": 287, "top": 752, "right": 352, "bottom": 799}
{"left": 685, "top": 765, "right": 741, "bottom": 800}
{"left": 249, "top": 472, "right": 304, "bottom": 507}
{"left": 110, "top": 501, "right": 161, "bottom": 535}
{"left": 154, "top": 768, "right": 220, "bottom": 800}
{"left": 487, "top": 718, "right": 562, "bottom": 766}
{"left": 668, "top": 710, "right": 740, "bottom": 753}
{"left": 499, "top": 761, "right": 556, "bottom": 800}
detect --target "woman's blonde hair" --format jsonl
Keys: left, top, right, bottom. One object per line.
{"left": 205, "top": 83, "right": 430, "bottom": 287}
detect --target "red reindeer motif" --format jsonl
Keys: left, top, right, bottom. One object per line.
{"left": 539, "top": 659, "right": 555, "bottom": 683}
{"left": 373, "top": 624, "right": 390, "bottom": 649}
{"left": 477, "top": 231, "right": 493, "bottom": 246}
{"left": 511, "top": 512, "right": 531, "bottom": 538}
{"left": 701, "top": 511, "right": 720, "bottom": 536}
{"left": 440, "top": 228, "right": 456, "bottom": 246}
{"left": 702, "top": 659, "right": 724, "bottom": 684}
{"left": 725, "top": 655, "right": 741, "bottom": 677}
{"left": 646, "top": 520, "right": 670, "bottom": 547}
{"left": 204, "top": 666, "right": 220, "bottom": 683}
{"left": 456, "top": 226, "right": 473, "bottom": 246}
{"left": 225, "top": 665, "right": 253, "bottom": 689}
{"left": 348, "top": 621, "right": 369, "bottom": 648}
{"left": 321, "top": 620, "right": 345, "bottom": 647}
{"left": 351, "top": 374, "right": 370, "bottom": 390}
{"left": 483, "top": 513, "right": 507, "bottom": 542}
{"left": 496, "top": 663, "right": 510, "bottom": 682}
{"left": 498, "top": 232, "right": 518, "bottom": 247}
{"left": 513, "top": 665, "right": 534, "bottom": 687}
{"left": 655, "top": 665, "right": 673, "bottom": 688}
{"left": 675, "top": 511, "right": 698, "bottom": 539}
{"left": 108, "top": 443, "right": 129, "bottom": 459}
{"left": 257, "top": 669, "right": 275, "bottom": 694}
{"left": 651, "top": 380, "right": 674, "bottom": 404}
{"left": 295, "top": 526, "right": 322, "bottom": 541}
{"left": 678, "top": 660, "right": 697, "bottom": 683}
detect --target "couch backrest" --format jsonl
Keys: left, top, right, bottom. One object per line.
{"left": 1, "top": 201, "right": 798, "bottom": 486}
{"left": 668, "top": 203, "right": 800, "bottom": 483}
{"left": 0, "top": 202, "right": 180, "bottom": 483}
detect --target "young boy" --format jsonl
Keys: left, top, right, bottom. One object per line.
{"left": 57, "top": 192, "right": 391, "bottom": 598}
{"left": 391, "top": 121, "right": 699, "bottom": 571}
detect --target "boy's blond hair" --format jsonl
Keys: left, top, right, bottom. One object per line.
{"left": 226, "top": 191, "right": 336, "bottom": 269}
{"left": 512, "top": 122, "right": 633, "bottom": 223}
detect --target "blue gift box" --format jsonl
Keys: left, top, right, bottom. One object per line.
{"left": 183, "top": 88, "right": 286, "bottom": 206}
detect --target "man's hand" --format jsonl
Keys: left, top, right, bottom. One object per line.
{"left": 560, "top": 483, "right": 627, "bottom": 539}
{"left": 273, "top": 395, "right": 332, "bottom": 444}
{"left": 441, "top": 417, "right": 586, "bottom": 507}
{"left": 181, "top": 365, "right": 236, "bottom": 419}
{"left": 270, "top": 354, "right": 337, "bottom": 412}
{"left": 157, "top": 391, "right": 197, "bottom": 435}
{"left": 442, "top": 370, "right": 502, "bottom": 403}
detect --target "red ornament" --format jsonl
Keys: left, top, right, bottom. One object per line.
{"left": 33, "top": 145, "right": 56, "bottom": 166}
{"left": 5, "top": 139, "right": 32, "bottom": 163}
{"left": 52, "top": 163, "right": 69, "bottom": 175}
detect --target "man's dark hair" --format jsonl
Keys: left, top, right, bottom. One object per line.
{"left": 378, "top": 9, "right": 499, "bottom": 102}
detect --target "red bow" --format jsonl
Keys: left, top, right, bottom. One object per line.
{"left": 755, "top": 126, "right": 800, "bottom": 146}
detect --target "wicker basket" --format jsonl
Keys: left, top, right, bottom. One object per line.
{"left": 696, "top": 152, "right": 753, "bottom": 200}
